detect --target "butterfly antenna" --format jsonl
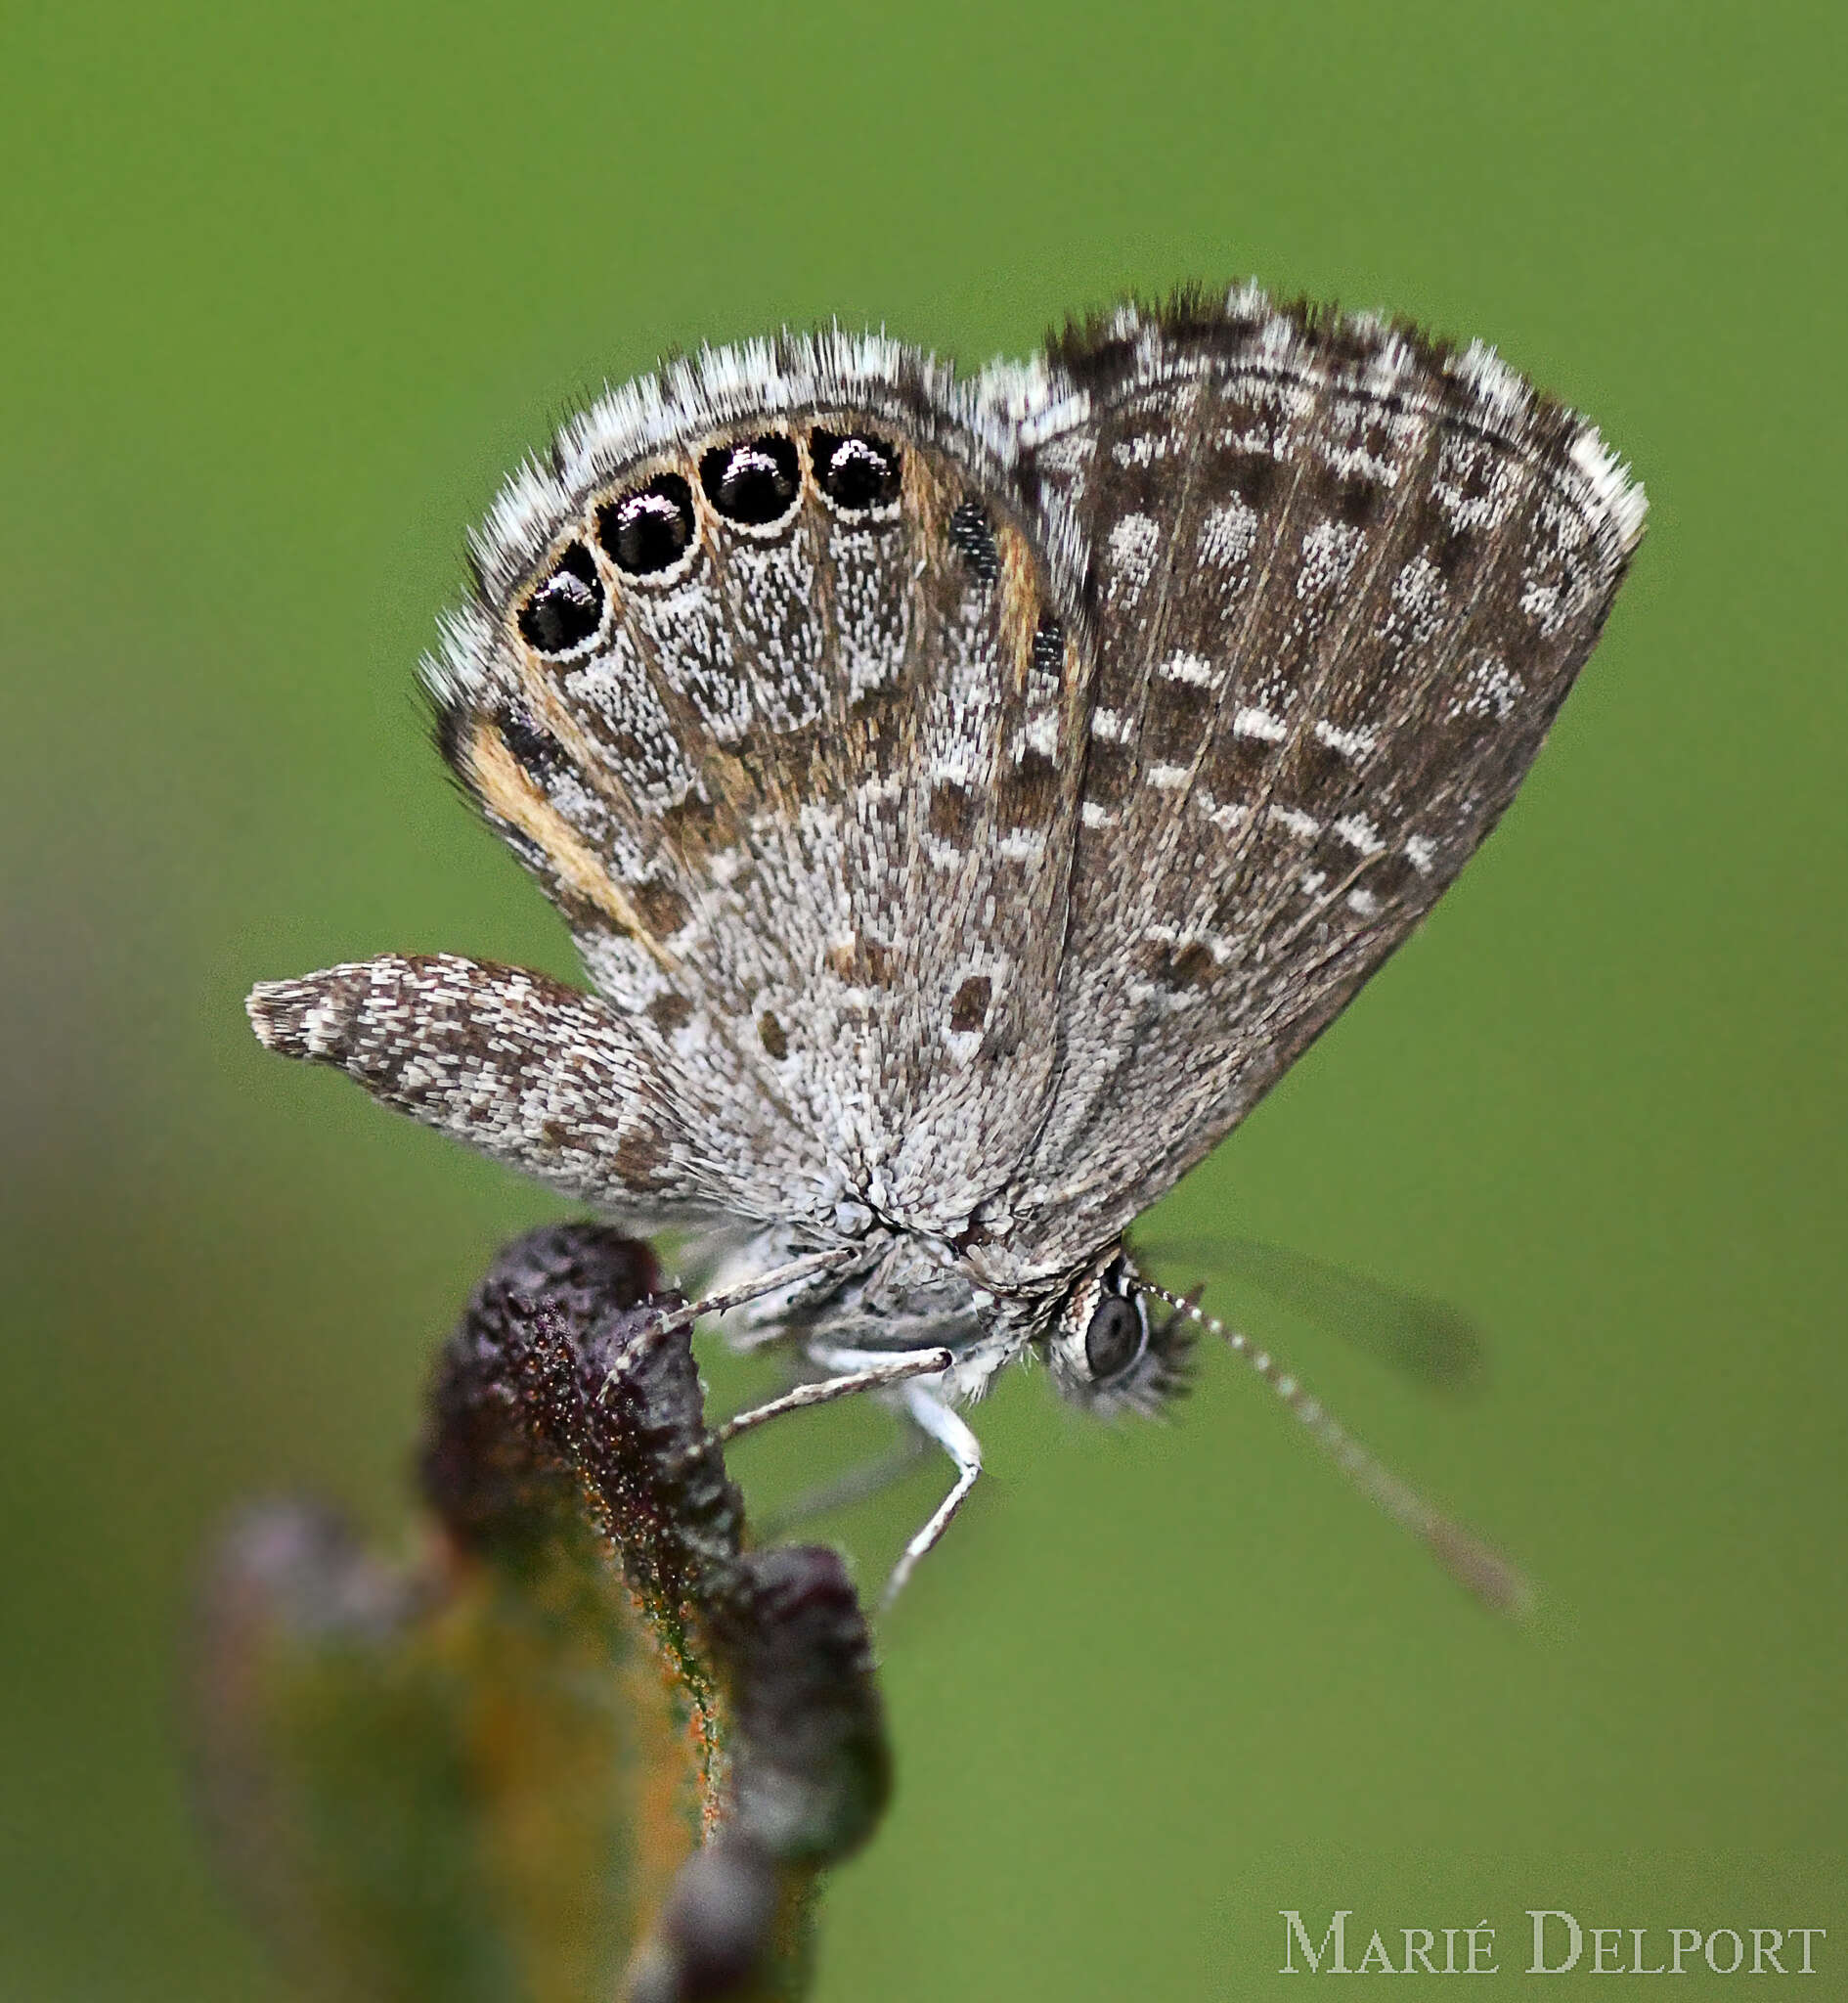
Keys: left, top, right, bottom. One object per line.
{"left": 1141, "top": 1282, "right": 1533, "bottom": 1618}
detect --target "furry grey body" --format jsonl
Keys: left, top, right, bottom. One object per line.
{"left": 250, "top": 286, "right": 1644, "bottom": 1440}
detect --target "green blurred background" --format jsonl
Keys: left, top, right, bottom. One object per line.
{"left": 4, "top": 1, "right": 1843, "bottom": 1994}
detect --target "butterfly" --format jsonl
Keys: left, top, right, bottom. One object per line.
{"left": 248, "top": 284, "right": 1645, "bottom": 1604}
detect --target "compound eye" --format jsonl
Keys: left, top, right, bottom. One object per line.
{"left": 1083, "top": 1292, "right": 1146, "bottom": 1381}
{"left": 516, "top": 542, "right": 603, "bottom": 654}
{"left": 597, "top": 473, "right": 696, "bottom": 578}
{"left": 699, "top": 433, "right": 800, "bottom": 526}
{"left": 812, "top": 427, "right": 902, "bottom": 512}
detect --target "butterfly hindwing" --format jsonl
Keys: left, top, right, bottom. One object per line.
{"left": 428, "top": 335, "right": 1089, "bottom": 1235}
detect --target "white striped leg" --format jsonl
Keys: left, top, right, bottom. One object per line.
{"left": 594, "top": 1244, "right": 862, "bottom": 1402}
{"left": 715, "top": 1348, "right": 955, "bottom": 1443}
{"left": 881, "top": 1385, "right": 983, "bottom": 1609}
{"left": 645, "top": 1246, "right": 863, "bottom": 1343}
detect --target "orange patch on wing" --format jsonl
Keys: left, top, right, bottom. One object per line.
{"left": 468, "top": 722, "right": 676, "bottom": 969}
{"left": 995, "top": 520, "right": 1044, "bottom": 693}
{"left": 900, "top": 438, "right": 952, "bottom": 556}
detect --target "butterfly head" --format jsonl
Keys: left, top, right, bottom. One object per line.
{"left": 1041, "top": 1247, "right": 1195, "bottom": 1417}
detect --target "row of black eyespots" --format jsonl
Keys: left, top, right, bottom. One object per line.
{"left": 594, "top": 431, "right": 903, "bottom": 583}
{"left": 517, "top": 428, "right": 907, "bottom": 654}
{"left": 695, "top": 427, "right": 906, "bottom": 525}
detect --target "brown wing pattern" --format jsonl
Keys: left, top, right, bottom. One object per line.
{"left": 994, "top": 291, "right": 1645, "bottom": 1273}
{"left": 427, "top": 334, "right": 1090, "bottom": 1236}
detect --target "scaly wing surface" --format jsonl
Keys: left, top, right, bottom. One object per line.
{"left": 424, "top": 334, "right": 1094, "bottom": 1236}
{"left": 984, "top": 289, "right": 1645, "bottom": 1276}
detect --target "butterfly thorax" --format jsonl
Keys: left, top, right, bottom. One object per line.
{"left": 706, "top": 1213, "right": 1198, "bottom": 1418}
{"left": 709, "top": 1218, "right": 1064, "bottom": 1406}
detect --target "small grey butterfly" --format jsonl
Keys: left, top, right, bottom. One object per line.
{"left": 249, "top": 285, "right": 1645, "bottom": 1607}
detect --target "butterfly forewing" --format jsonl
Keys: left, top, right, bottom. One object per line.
{"left": 993, "top": 297, "right": 1643, "bottom": 1268}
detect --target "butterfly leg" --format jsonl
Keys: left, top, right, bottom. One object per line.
{"left": 715, "top": 1348, "right": 954, "bottom": 1443}
{"left": 881, "top": 1386, "right": 982, "bottom": 1608}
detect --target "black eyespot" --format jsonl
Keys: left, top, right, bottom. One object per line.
{"left": 812, "top": 427, "right": 902, "bottom": 512}
{"left": 516, "top": 542, "right": 603, "bottom": 654}
{"left": 948, "top": 499, "right": 1001, "bottom": 584}
{"left": 700, "top": 433, "right": 800, "bottom": 526}
{"left": 1083, "top": 1292, "right": 1146, "bottom": 1382}
{"left": 597, "top": 473, "right": 696, "bottom": 577}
